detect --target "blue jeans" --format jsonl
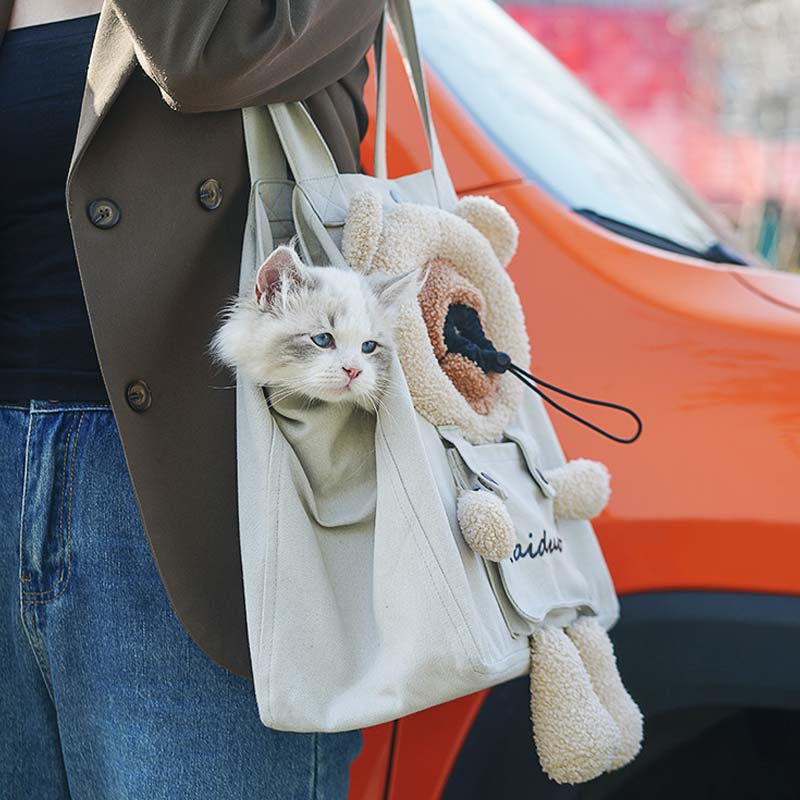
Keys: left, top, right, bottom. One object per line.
{"left": 0, "top": 399, "right": 361, "bottom": 799}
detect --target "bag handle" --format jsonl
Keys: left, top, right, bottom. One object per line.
{"left": 371, "top": 1, "right": 454, "bottom": 203}
{"left": 241, "top": 104, "right": 287, "bottom": 185}
{"left": 266, "top": 0, "right": 456, "bottom": 210}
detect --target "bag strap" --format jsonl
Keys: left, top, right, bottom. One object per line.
{"left": 372, "top": 12, "right": 389, "bottom": 182}
{"left": 372, "top": 0, "right": 454, "bottom": 205}
{"left": 267, "top": 0, "right": 457, "bottom": 210}
{"left": 241, "top": 105, "right": 288, "bottom": 184}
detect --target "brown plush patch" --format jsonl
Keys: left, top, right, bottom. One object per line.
{"left": 418, "top": 258, "right": 501, "bottom": 415}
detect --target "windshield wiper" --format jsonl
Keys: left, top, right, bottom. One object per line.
{"left": 574, "top": 208, "right": 750, "bottom": 266}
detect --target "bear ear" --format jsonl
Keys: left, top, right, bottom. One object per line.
{"left": 343, "top": 191, "right": 384, "bottom": 270}
{"left": 455, "top": 196, "right": 519, "bottom": 268}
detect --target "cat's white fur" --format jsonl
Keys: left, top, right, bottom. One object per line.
{"left": 209, "top": 245, "right": 419, "bottom": 410}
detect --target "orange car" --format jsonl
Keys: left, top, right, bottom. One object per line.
{"left": 350, "top": 1, "right": 800, "bottom": 798}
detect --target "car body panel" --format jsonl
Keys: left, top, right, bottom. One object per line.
{"left": 349, "top": 722, "right": 394, "bottom": 800}
{"left": 486, "top": 180, "right": 800, "bottom": 600}
{"left": 732, "top": 270, "right": 800, "bottom": 314}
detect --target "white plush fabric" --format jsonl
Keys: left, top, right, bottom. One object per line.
{"left": 340, "top": 191, "right": 383, "bottom": 269}
{"left": 454, "top": 195, "right": 519, "bottom": 269}
{"left": 529, "top": 626, "right": 622, "bottom": 784}
{"left": 342, "top": 192, "right": 528, "bottom": 444}
{"left": 456, "top": 489, "right": 516, "bottom": 562}
{"left": 566, "top": 617, "right": 644, "bottom": 771}
{"left": 545, "top": 459, "right": 611, "bottom": 521}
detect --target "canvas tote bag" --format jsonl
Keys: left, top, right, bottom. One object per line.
{"left": 235, "top": 0, "right": 620, "bottom": 733}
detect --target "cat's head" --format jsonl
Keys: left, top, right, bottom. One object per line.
{"left": 210, "top": 245, "right": 420, "bottom": 409}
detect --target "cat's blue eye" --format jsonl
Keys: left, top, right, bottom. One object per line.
{"left": 362, "top": 340, "right": 378, "bottom": 354}
{"left": 311, "top": 332, "right": 334, "bottom": 348}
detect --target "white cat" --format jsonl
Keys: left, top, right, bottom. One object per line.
{"left": 209, "top": 245, "right": 420, "bottom": 410}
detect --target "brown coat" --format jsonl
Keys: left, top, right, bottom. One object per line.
{"left": 0, "top": 0, "right": 383, "bottom": 679}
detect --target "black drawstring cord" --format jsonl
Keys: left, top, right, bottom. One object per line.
{"left": 442, "top": 303, "right": 643, "bottom": 444}
{"left": 507, "top": 364, "right": 642, "bottom": 444}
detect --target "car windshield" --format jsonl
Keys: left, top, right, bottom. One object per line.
{"left": 412, "top": 0, "right": 749, "bottom": 263}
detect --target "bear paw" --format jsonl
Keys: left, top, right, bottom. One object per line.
{"left": 457, "top": 489, "right": 516, "bottom": 561}
{"left": 544, "top": 459, "right": 611, "bottom": 521}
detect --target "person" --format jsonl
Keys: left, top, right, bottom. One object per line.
{"left": 0, "top": 0, "right": 384, "bottom": 796}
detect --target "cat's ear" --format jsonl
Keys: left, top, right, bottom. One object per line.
{"left": 455, "top": 196, "right": 519, "bottom": 268}
{"left": 368, "top": 268, "right": 421, "bottom": 316}
{"left": 254, "top": 245, "right": 304, "bottom": 307}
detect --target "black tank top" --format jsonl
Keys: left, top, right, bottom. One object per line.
{"left": 0, "top": 14, "right": 107, "bottom": 403}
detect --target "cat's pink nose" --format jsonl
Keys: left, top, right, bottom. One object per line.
{"left": 343, "top": 367, "right": 362, "bottom": 382}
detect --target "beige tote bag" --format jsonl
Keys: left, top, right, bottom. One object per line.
{"left": 235, "top": 0, "right": 619, "bottom": 732}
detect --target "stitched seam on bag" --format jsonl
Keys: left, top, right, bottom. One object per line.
{"left": 258, "top": 180, "right": 293, "bottom": 223}
{"left": 464, "top": 645, "right": 530, "bottom": 679}
{"left": 385, "top": 473, "right": 478, "bottom": 670}
{"left": 445, "top": 452, "right": 535, "bottom": 668}
{"left": 262, "top": 425, "right": 282, "bottom": 721}
{"left": 380, "top": 425, "right": 549, "bottom": 677}
{"left": 377, "top": 421, "right": 483, "bottom": 671}
{"left": 299, "top": 179, "right": 349, "bottom": 221}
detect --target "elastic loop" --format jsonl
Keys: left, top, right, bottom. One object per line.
{"left": 508, "top": 365, "right": 643, "bottom": 445}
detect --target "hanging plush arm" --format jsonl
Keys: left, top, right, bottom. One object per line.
{"left": 542, "top": 459, "right": 610, "bottom": 521}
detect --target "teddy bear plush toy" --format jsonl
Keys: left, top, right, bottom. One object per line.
{"left": 341, "top": 190, "right": 643, "bottom": 784}
{"left": 460, "top": 457, "right": 643, "bottom": 784}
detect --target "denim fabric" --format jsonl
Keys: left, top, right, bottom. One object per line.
{"left": 0, "top": 399, "right": 361, "bottom": 799}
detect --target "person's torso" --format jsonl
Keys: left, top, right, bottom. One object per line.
{"left": 0, "top": 13, "right": 107, "bottom": 403}
{"left": 0, "top": 0, "right": 372, "bottom": 678}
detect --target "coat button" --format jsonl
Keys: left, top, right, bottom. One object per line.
{"left": 87, "top": 198, "right": 121, "bottom": 229}
{"left": 198, "top": 178, "right": 223, "bottom": 210}
{"left": 125, "top": 379, "right": 152, "bottom": 412}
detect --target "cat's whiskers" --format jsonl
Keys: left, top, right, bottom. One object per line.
{"left": 367, "top": 389, "right": 402, "bottom": 429}
{"left": 264, "top": 383, "right": 311, "bottom": 406}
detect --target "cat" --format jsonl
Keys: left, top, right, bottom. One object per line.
{"left": 209, "top": 244, "right": 420, "bottom": 411}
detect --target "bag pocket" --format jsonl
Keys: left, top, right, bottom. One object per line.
{"left": 439, "top": 426, "right": 595, "bottom": 636}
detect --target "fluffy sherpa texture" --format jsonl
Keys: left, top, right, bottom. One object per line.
{"left": 566, "top": 617, "right": 644, "bottom": 772}
{"left": 456, "top": 489, "right": 516, "bottom": 562}
{"left": 529, "top": 626, "right": 622, "bottom": 785}
{"left": 342, "top": 191, "right": 529, "bottom": 443}
{"left": 544, "top": 459, "right": 611, "bottom": 521}
{"left": 441, "top": 354, "right": 498, "bottom": 416}
{"left": 454, "top": 195, "right": 519, "bottom": 269}
{"left": 418, "top": 258, "right": 501, "bottom": 415}
{"left": 341, "top": 191, "right": 383, "bottom": 268}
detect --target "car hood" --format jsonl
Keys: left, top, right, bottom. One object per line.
{"left": 732, "top": 270, "right": 800, "bottom": 314}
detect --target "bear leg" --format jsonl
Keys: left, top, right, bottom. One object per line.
{"left": 529, "top": 626, "right": 621, "bottom": 784}
{"left": 566, "top": 616, "right": 643, "bottom": 771}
